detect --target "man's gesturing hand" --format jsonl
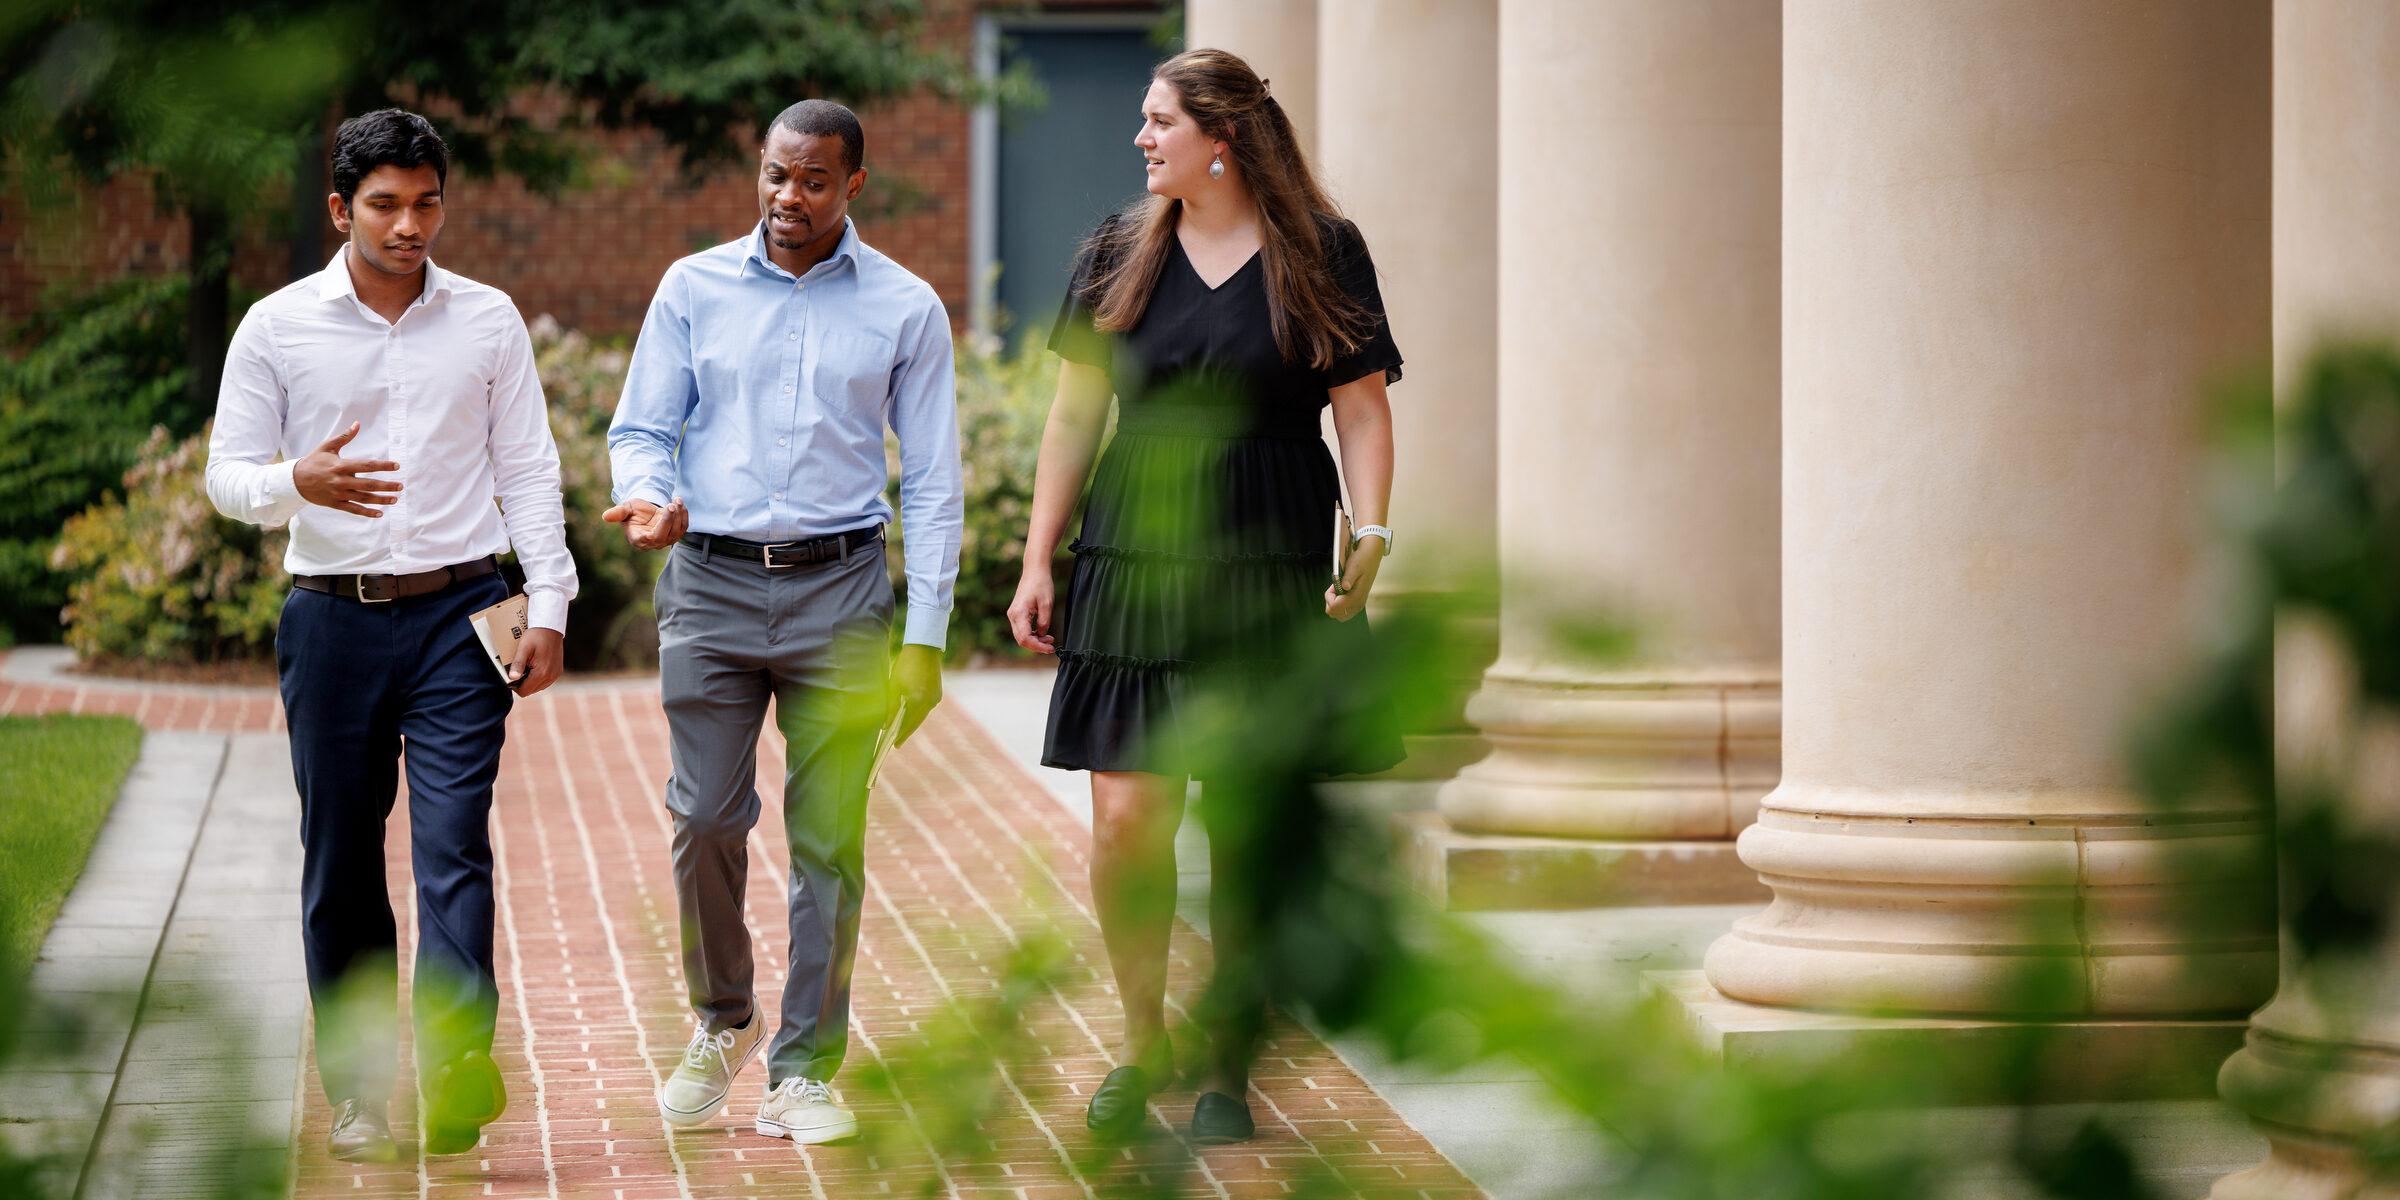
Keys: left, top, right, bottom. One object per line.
{"left": 294, "top": 423, "right": 402, "bottom": 516}
{"left": 602, "top": 497, "right": 688, "bottom": 550}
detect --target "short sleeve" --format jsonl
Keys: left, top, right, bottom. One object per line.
{"left": 1047, "top": 216, "right": 1118, "bottom": 369}
{"left": 1321, "top": 217, "right": 1403, "bottom": 389}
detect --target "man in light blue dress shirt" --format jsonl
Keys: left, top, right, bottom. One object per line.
{"left": 605, "top": 99, "right": 962, "bottom": 1143}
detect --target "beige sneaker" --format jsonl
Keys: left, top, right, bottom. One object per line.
{"left": 658, "top": 1005, "right": 766, "bottom": 1127}
{"left": 755, "top": 1077, "right": 858, "bottom": 1144}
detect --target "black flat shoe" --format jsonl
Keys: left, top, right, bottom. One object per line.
{"left": 1189, "top": 1090, "right": 1253, "bottom": 1145}
{"left": 1085, "top": 1065, "right": 1156, "bottom": 1135}
{"left": 329, "top": 1098, "right": 399, "bottom": 1163}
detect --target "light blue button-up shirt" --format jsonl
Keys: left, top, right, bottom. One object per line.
{"left": 610, "top": 219, "right": 963, "bottom": 649}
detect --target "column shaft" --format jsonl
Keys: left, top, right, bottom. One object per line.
{"left": 1315, "top": 0, "right": 1497, "bottom": 597}
{"left": 1436, "top": 0, "right": 1781, "bottom": 841}
{"left": 2214, "top": 3, "right": 2400, "bottom": 1195}
{"left": 1703, "top": 0, "right": 2274, "bottom": 1017}
{"left": 1183, "top": 0, "right": 1319, "bottom": 160}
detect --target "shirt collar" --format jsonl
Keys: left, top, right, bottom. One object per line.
{"left": 744, "top": 217, "right": 861, "bottom": 282}
{"left": 313, "top": 245, "right": 453, "bottom": 311}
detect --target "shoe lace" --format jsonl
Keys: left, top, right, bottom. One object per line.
{"left": 682, "top": 1025, "right": 737, "bottom": 1074}
{"left": 773, "top": 1076, "right": 835, "bottom": 1106}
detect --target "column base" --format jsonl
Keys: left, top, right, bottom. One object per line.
{"left": 2210, "top": 1127, "right": 2400, "bottom": 1200}
{"left": 1648, "top": 969, "right": 2245, "bottom": 1103}
{"left": 1437, "top": 669, "right": 1779, "bottom": 839}
{"left": 2209, "top": 1024, "right": 2400, "bottom": 1199}
{"left": 1399, "top": 811, "right": 1770, "bottom": 911}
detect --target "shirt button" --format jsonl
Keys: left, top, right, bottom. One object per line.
{"left": 788, "top": 333, "right": 797, "bottom": 340}
{"left": 773, "top": 492, "right": 784, "bottom": 500}
{"left": 777, "top": 438, "right": 787, "bottom": 446}
{"left": 784, "top": 384, "right": 793, "bottom": 392}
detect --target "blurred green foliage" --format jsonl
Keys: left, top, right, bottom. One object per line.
{"left": 1, "top": 0, "right": 1007, "bottom": 427}
{"left": 0, "top": 276, "right": 215, "bottom": 644}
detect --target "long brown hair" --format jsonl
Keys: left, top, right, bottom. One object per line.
{"left": 1084, "top": 48, "right": 1372, "bottom": 371}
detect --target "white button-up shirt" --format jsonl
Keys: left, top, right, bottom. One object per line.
{"left": 205, "top": 249, "right": 578, "bottom": 632}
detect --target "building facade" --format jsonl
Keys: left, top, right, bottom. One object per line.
{"left": 1186, "top": 0, "right": 2400, "bottom": 1194}
{"left": 0, "top": 1, "right": 1173, "bottom": 341}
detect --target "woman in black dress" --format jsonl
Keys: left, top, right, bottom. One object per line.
{"left": 1005, "top": 48, "right": 1402, "bottom": 1143}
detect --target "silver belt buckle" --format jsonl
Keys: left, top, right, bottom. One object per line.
{"left": 761, "top": 541, "right": 803, "bottom": 570}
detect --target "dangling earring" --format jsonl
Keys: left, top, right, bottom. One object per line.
{"left": 1209, "top": 154, "right": 1225, "bottom": 180}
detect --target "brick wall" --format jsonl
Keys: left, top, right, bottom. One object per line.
{"left": 425, "top": 88, "right": 971, "bottom": 335}
{"left": 0, "top": 1, "right": 1171, "bottom": 341}
{"left": 0, "top": 35, "right": 975, "bottom": 339}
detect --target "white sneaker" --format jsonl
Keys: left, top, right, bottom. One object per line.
{"left": 658, "top": 1004, "right": 766, "bottom": 1127}
{"left": 755, "top": 1076, "right": 858, "bottom": 1144}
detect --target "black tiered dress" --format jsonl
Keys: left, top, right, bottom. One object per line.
{"left": 1040, "top": 213, "right": 1406, "bottom": 778}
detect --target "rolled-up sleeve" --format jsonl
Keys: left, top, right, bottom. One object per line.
{"left": 204, "top": 307, "right": 306, "bottom": 528}
{"left": 609, "top": 268, "right": 696, "bottom": 510}
{"left": 487, "top": 315, "right": 580, "bottom": 633}
{"left": 889, "top": 301, "right": 963, "bottom": 650}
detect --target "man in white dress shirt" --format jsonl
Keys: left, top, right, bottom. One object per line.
{"left": 205, "top": 109, "right": 577, "bottom": 1164}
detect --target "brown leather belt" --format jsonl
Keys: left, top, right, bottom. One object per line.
{"left": 292, "top": 556, "right": 501, "bottom": 603}
{"left": 680, "top": 528, "right": 882, "bottom": 569}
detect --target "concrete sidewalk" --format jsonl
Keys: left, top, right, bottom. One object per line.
{"left": 0, "top": 729, "right": 308, "bottom": 1199}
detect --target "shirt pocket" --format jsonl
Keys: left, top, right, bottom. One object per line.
{"left": 812, "top": 329, "right": 897, "bottom": 414}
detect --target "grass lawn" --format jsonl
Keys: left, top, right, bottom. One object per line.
{"left": 0, "top": 715, "right": 144, "bottom": 971}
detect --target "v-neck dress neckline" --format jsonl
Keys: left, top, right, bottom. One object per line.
{"left": 1175, "top": 236, "right": 1261, "bottom": 293}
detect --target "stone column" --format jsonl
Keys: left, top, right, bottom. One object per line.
{"left": 1429, "top": 0, "right": 1781, "bottom": 859}
{"left": 1315, "top": 0, "right": 1497, "bottom": 599}
{"left": 1702, "top": 0, "right": 2274, "bottom": 1019}
{"left": 1314, "top": 0, "right": 1499, "bottom": 781}
{"left": 1183, "top": 0, "right": 1318, "bottom": 160}
{"left": 2212, "top": 3, "right": 2400, "bottom": 1195}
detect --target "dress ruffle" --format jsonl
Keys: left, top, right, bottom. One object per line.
{"left": 1042, "top": 428, "right": 1406, "bottom": 778}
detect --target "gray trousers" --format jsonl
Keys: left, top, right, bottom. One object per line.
{"left": 654, "top": 536, "right": 891, "bottom": 1084}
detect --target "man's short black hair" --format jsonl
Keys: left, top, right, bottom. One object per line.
{"left": 770, "top": 100, "right": 864, "bottom": 175}
{"left": 331, "top": 109, "right": 449, "bottom": 207}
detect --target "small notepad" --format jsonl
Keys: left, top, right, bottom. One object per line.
{"left": 468, "top": 592, "right": 530, "bottom": 686}
{"left": 867, "top": 700, "right": 910, "bottom": 791}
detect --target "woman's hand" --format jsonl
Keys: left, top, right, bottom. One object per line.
{"left": 1324, "top": 538, "right": 1385, "bottom": 621}
{"left": 1009, "top": 567, "right": 1059, "bottom": 653}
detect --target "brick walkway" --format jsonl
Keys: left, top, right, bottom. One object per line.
{"left": 2, "top": 667, "right": 1481, "bottom": 1200}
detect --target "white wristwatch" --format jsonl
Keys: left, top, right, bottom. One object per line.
{"left": 1352, "top": 525, "right": 1394, "bottom": 554}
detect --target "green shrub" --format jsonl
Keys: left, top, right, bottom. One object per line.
{"left": 887, "top": 333, "right": 1070, "bottom": 663}
{"left": 48, "top": 321, "right": 660, "bottom": 673}
{"left": 52, "top": 426, "right": 289, "bottom": 664}
{"left": 42, "top": 314, "right": 1061, "bottom": 670}
{"left": 527, "top": 317, "right": 661, "bottom": 670}
{"left": 0, "top": 276, "right": 213, "bottom": 644}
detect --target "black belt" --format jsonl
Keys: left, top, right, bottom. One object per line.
{"left": 680, "top": 528, "right": 883, "bottom": 570}
{"left": 293, "top": 556, "right": 501, "bottom": 603}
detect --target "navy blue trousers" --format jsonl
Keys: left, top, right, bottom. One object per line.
{"left": 278, "top": 572, "right": 513, "bottom": 1104}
